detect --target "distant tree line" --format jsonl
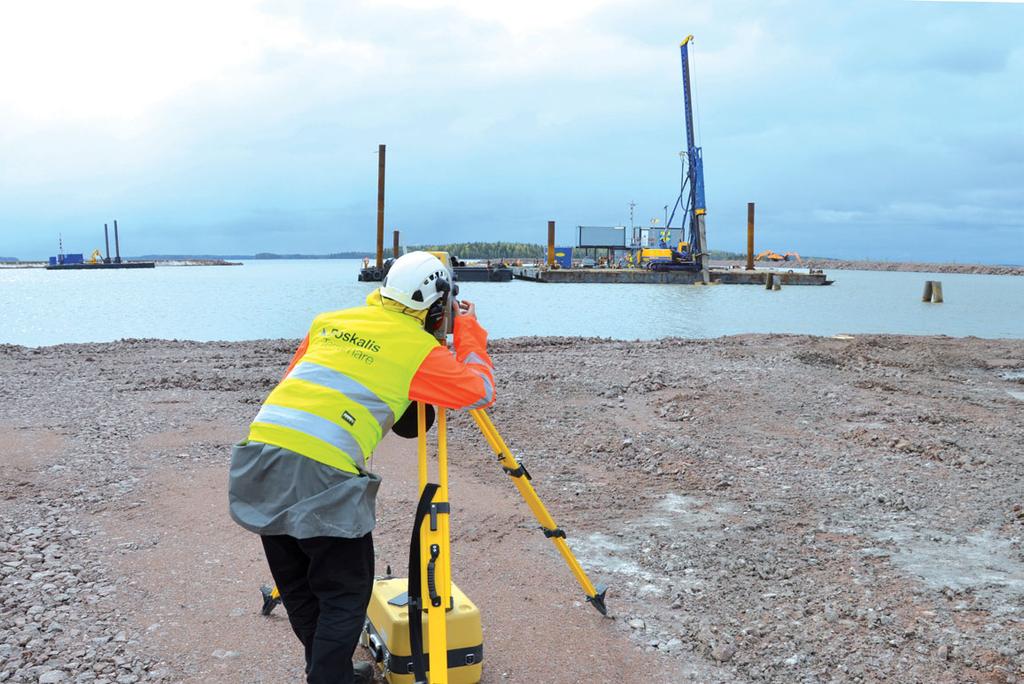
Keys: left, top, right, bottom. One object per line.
{"left": 707, "top": 249, "right": 749, "bottom": 260}
{"left": 252, "top": 251, "right": 370, "bottom": 259}
{"left": 406, "top": 242, "right": 546, "bottom": 259}
{"left": 124, "top": 246, "right": 770, "bottom": 262}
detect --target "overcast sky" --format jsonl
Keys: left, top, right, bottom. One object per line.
{"left": 1, "top": 0, "right": 1021, "bottom": 262}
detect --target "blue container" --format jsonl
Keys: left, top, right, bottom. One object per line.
{"left": 48, "top": 256, "right": 57, "bottom": 266}
{"left": 553, "top": 246, "right": 573, "bottom": 269}
{"left": 65, "top": 253, "right": 84, "bottom": 264}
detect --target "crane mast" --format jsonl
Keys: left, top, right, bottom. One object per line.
{"left": 679, "top": 35, "right": 709, "bottom": 281}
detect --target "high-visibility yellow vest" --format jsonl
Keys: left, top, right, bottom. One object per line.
{"left": 247, "top": 303, "right": 440, "bottom": 474}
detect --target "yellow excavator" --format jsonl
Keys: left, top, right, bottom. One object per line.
{"left": 88, "top": 249, "right": 103, "bottom": 264}
{"left": 755, "top": 250, "right": 802, "bottom": 264}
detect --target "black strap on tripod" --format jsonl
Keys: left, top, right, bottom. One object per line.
{"left": 408, "top": 482, "right": 440, "bottom": 684}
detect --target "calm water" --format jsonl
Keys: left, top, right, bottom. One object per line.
{"left": 2, "top": 259, "right": 1023, "bottom": 347}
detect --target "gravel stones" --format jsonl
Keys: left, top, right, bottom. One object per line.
{"left": 711, "top": 641, "right": 737, "bottom": 663}
{"left": 2, "top": 335, "right": 1023, "bottom": 683}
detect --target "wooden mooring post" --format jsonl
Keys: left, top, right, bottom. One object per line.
{"left": 922, "top": 280, "right": 944, "bottom": 303}
{"left": 746, "top": 202, "right": 755, "bottom": 270}
{"left": 547, "top": 220, "right": 556, "bottom": 268}
{"left": 376, "top": 144, "right": 386, "bottom": 269}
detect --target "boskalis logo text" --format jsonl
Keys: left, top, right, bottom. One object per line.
{"left": 319, "top": 327, "right": 382, "bottom": 352}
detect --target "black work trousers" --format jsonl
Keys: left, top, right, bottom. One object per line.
{"left": 261, "top": 533, "right": 374, "bottom": 684}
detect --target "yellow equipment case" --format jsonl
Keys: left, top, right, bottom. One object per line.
{"left": 362, "top": 577, "right": 483, "bottom": 684}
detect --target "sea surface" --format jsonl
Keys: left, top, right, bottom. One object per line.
{"left": 2, "top": 259, "right": 1023, "bottom": 347}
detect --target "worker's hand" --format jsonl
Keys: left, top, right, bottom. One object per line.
{"left": 454, "top": 299, "right": 476, "bottom": 319}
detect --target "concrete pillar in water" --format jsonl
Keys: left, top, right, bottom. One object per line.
{"left": 922, "top": 280, "right": 944, "bottom": 303}
{"left": 765, "top": 272, "right": 774, "bottom": 290}
{"left": 746, "top": 202, "right": 755, "bottom": 271}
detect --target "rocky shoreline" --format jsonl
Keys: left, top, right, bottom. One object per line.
{"left": 0, "top": 260, "right": 240, "bottom": 269}
{"left": 1, "top": 335, "right": 1022, "bottom": 682}
{"left": 712, "top": 258, "right": 1024, "bottom": 276}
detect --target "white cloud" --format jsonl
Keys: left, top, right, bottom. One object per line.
{"left": 376, "top": 0, "right": 621, "bottom": 35}
{"left": 0, "top": 1, "right": 352, "bottom": 122}
{"left": 0, "top": 0, "right": 1020, "bottom": 262}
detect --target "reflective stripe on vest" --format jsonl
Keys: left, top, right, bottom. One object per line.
{"left": 247, "top": 302, "right": 439, "bottom": 474}
{"left": 254, "top": 404, "right": 366, "bottom": 460}
{"left": 286, "top": 361, "right": 396, "bottom": 433}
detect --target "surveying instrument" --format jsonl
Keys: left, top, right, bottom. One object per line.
{"left": 261, "top": 253, "right": 608, "bottom": 683}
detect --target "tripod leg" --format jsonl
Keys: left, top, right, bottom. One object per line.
{"left": 469, "top": 409, "right": 608, "bottom": 615}
{"left": 416, "top": 402, "right": 450, "bottom": 684}
{"left": 417, "top": 402, "right": 428, "bottom": 491}
{"left": 426, "top": 408, "right": 451, "bottom": 683}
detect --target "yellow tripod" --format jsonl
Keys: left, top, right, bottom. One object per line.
{"left": 415, "top": 402, "right": 453, "bottom": 683}
{"left": 262, "top": 403, "right": 608, "bottom": 684}
{"left": 408, "top": 402, "right": 607, "bottom": 684}
{"left": 468, "top": 408, "right": 608, "bottom": 615}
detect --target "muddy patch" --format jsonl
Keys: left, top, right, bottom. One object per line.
{"left": 878, "top": 527, "right": 1024, "bottom": 613}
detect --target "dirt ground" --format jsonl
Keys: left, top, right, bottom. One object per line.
{"left": 1, "top": 334, "right": 1022, "bottom": 683}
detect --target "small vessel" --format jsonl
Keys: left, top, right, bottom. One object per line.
{"left": 47, "top": 221, "right": 155, "bottom": 270}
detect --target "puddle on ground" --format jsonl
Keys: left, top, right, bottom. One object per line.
{"left": 874, "top": 527, "right": 1024, "bottom": 614}
{"left": 575, "top": 493, "right": 734, "bottom": 585}
{"left": 652, "top": 494, "right": 707, "bottom": 526}
{"left": 1001, "top": 370, "right": 1024, "bottom": 381}
{"left": 573, "top": 532, "right": 654, "bottom": 580}
{"left": 654, "top": 493, "right": 736, "bottom": 522}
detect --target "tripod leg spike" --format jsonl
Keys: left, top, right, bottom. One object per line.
{"left": 587, "top": 585, "right": 609, "bottom": 616}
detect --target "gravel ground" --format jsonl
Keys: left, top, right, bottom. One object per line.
{"left": 1, "top": 334, "right": 1022, "bottom": 683}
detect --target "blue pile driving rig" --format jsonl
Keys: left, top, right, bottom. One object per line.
{"left": 648, "top": 35, "right": 710, "bottom": 281}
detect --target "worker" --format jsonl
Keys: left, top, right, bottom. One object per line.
{"left": 228, "top": 251, "right": 496, "bottom": 684}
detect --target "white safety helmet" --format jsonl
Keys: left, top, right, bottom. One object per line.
{"left": 380, "top": 251, "right": 451, "bottom": 311}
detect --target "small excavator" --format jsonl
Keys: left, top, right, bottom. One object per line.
{"left": 755, "top": 250, "right": 802, "bottom": 264}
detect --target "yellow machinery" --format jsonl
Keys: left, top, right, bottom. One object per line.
{"left": 88, "top": 249, "right": 103, "bottom": 264}
{"left": 638, "top": 247, "right": 673, "bottom": 264}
